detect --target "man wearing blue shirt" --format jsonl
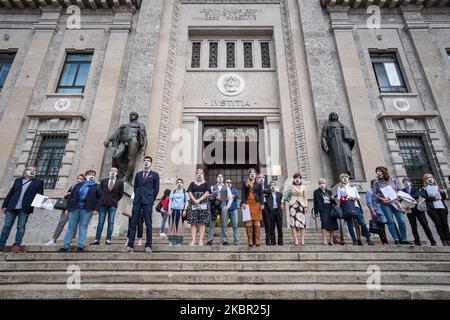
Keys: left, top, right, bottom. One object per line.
{"left": 226, "top": 179, "right": 240, "bottom": 245}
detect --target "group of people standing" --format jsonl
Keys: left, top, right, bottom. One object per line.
{"left": 0, "top": 159, "right": 449, "bottom": 253}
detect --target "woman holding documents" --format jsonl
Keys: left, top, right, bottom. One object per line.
{"left": 420, "top": 173, "right": 449, "bottom": 246}
{"left": 374, "top": 166, "right": 412, "bottom": 246}
{"left": 241, "top": 168, "right": 264, "bottom": 247}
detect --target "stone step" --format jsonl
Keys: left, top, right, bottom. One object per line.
{"left": 1, "top": 271, "right": 449, "bottom": 285}
{"left": 3, "top": 251, "right": 450, "bottom": 262}
{"left": 1, "top": 260, "right": 450, "bottom": 272}
{"left": 1, "top": 283, "right": 450, "bottom": 299}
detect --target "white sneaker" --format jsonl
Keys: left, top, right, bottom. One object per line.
{"left": 160, "top": 232, "right": 167, "bottom": 239}
{"left": 45, "top": 240, "right": 56, "bottom": 246}
{"left": 138, "top": 239, "right": 143, "bottom": 246}
{"left": 198, "top": 241, "right": 204, "bottom": 246}
{"left": 168, "top": 243, "right": 173, "bottom": 246}
{"left": 189, "top": 241, "right": 196, "bottom": 246}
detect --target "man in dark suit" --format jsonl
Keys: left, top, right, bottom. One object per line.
{"left": 91, "top": 167, "right": 124, "bottom": 245}
{"left": 267, "top": 181, "right": 284, "bottom": 245}
{"left": 0, "top": 165, "right": 44, "bottom": 253}
{"left": 257, "top": 174, "right": 271, "bottom": 245}
{"left": 402, "top": 177, "right": 436, "bottom": 246}
{"left": 126, "top": 155, "right": 159, "bottom": 253}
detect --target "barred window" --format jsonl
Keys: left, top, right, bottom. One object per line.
{"left": 57, "top": 53, "right": 93, "bottom": 94}
{"left": 209, "top": 42, "right": 219, "bottom": 68}
{"left": 28, "top": 132, "right": 68, "bottom": 189}
{"left": 191, "top": 42, "right": 201, "bottom": 68}
{"left": 397, "top": 133, "right": 440, "bottom": 187}
{"left": 260, "top": 42, "right": 271, "bottom": 68}
{"left": 226, "top": 42, "right": 236, "bottom": 68}
{"left": 243, "top": 42, "right": 253, "bottom": 68}
{"left": 0, "top": 52, "right": 15, "bottom": 90}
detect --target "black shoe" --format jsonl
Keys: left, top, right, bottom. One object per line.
{"left": 431, "top": 241, "right": 437, "bottom": 246}
{"left": 357, "top": 240, "right": 363, "bottom": 246}
{"left": 222, "top": 241, "right": 228, "bottom": 246}
{"left": 76, "top": 247, "right": 84, "bottom": 252}
{"left": 367, "top": 240, "right": 374, "bottom": 246}
{"left": 352, "top": 240, "right": 358, "bottom": 246}
{"left": 414, "top": 241, "right": 422, "bottom": 246}
{"left": 207, "top": 241, "right": 212, "bottom": 246}
{"left": 105, "top": 240, "right": 112, "bottom": 245}
{"left": 401, "top": 241, "right": 413, "bottom": 246}
{"left": 265, "top": 240, "right": 271, "bottom": 245}
{"left": 340, "top": 241, "right": 345, "bottom": 245}
{"left": 278, "top": 242, "right": 284, "bottom": 246}
{"left": 59, "top": 247, "right": 68, "bottom": 253}
{"left": 90, "top": 240, "right": 100, "bottom": 245}
{"left": 394, "top": 240, "right": 401, "bottom": 246}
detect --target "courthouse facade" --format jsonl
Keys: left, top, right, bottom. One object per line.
{"left": 0, "top": 0, "right": 449, "bottom": 240}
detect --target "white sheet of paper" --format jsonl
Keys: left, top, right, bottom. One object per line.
{"left": 242, "top": 206, "right": 251, "bottom": 222}
{"left": 380, "top": 185, "right": 398, "bottom": 202}
{"left": 31, "top": 194, "right": 48, "bottom": 208}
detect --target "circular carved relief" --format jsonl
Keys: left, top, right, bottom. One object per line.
{"left": 393, "top": 98, "right": 410, "bottom": 112}
{"left": 217, "top": 74, "right": 245, "bottom": 96}
{"left": 54, "top": 98, "right": 71, "bottom": 112}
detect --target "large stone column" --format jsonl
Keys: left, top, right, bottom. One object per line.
{"left": 328, "top": 6, "right": 385, "bottom": 180}
{"left": 0, "top": 9, "right": 59, "bottom": 182}
{"left": 77, "top": 11, "right": 131, "bottom": 174}
{"left": 401, "top": 5, "right": 450, "bottom": 146}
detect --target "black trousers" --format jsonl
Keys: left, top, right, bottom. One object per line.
{"left": 269, "top": 208, "right": 283, "bottom": 244}
{"left": 407, "top": 208, "right": 435, "bottom": 244}
{"left": 128, "top": 203, "right": 153, "bottom": 248}
{"left": 262, "top": 203, "right": 271, "bottom": 244}
{"left": 127, "top": 209, "right": 144, "bottom": 239}
{"left": 379, "top": 224, "right": 388, "bottom": 244}
{"left": 427, "top": 208, "right": 450, "bottom": 244}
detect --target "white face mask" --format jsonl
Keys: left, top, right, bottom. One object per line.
{"left": 109, "top": 172, "right": 117, "bottom": 178}
{"left": 270, "top": 186, "right": 276, "bottom": 191}
{"left": 77, "top": 179, "right": 84, "bottom": 183}
{"left": 144, "top": 161, "right": 151, "bottom": 169}
{"left": 26, "top": 170, "right": 36, "bottom": 178}
{"left": 197, "top": 174, "right": 203, "bottom": 180}
{"left": 319, "top": 184, "right": 326, "bottom": 190}
{"left": 426, "top": 178, "right": 434, "bottom": 185}
{"left": 404, "top": 181, "right": 411, "bottom": 187}
{"left": 86, "top": 175, "right": 95, "bottom": 182}
{"left": 376, "top": 171, "right": 383, "bottom": 178}
{"left": 258, "top": 178, "right": 265, "bottom": 184}
{"left": 226, "top": 183, "right": 232, "bottom": 188}
{"left": 294, "top": 178, "right": 302, "bottom": 185}
{"left": 217, "top": 176, "right": 224, "bottom": 184}
{"left": 249, "top": 173, "right": 256, "bottom": 179}
{"left": 342, "top": 177, "right": 349, "bottom": 184}
{"left": 176, "top": 182, "right": 183, "bottom": 189}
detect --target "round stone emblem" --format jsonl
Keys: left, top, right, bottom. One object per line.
{"left": 217, "top": 74, "right": 245, "bottom": 96}
{"left": 393, "top": 98, "right": 410, "bottom": 112}
{"left": 54, "top": 98, "right": 71, "bottom": 112}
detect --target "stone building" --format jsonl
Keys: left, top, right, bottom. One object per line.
{"left": 0, "top": 0, "right": 449, "bottom": 243}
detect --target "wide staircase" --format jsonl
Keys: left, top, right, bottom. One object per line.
{"left": 1, "top": 229, "right": 450, "bottom": 299}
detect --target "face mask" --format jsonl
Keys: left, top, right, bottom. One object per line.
{"left": 109, "top": 172, "right": 117, "bottom": 178}
{"left": 270, "top": 186, "right": 276, "bottom": 191}
{"left": 177, "top": 183, "right": 183, "bottom": 189}
{"left": 404, "top": 182, "right": 411, "bottom": 187}
{"left": 217, "top": 176, "right": 223, "bottom": 183}
{"left": 86, "top": 176, "right": 95, "bottom": 182}
{"left": 294, "top": 178, "right": 302, "bottom": 185}
{"left": 226, "top": 183, "right": 232, "bottom": 187}
{"left": 144, "top": 161, "right": 151, "bottom": 168}
{"left": 249, "top": 173, "right": 256, "bottom": 179}
{"left": 319, "top": 184, "right": 326, "bottom": 190}
{"left": 197, "top": 174, "right": 203, "bottom": 180}
{"left": 258, "top": 178, "right": 265, "bottom": 184}
{"left": 376, "top": 171, "right": 383, "bottom": 178}
{"left": 77, "top": 179, "right": 84, "bottom": 183}
{"left": 26, "top": 170, "right": 36, "bottom": 178}
{"left": 426, "top": 178, "right": 434, "bottom": 185}
{"left": 342, "top": 178, "right": 349, "bottom": 184}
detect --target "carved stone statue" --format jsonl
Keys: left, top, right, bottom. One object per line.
{"left": 321, "top": 112, "right": 356, "bottom": 184}
{"left": 104, "top": 112, "right": 147, "bottom": 183}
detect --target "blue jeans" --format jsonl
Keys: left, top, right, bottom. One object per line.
{"left": 380, "top": 203, "right": 407, "bottom": 241}
{"left": 160, "top": 211, "right": 169, "bottom": 233}
{"left": 229, "top": 209, "right": 239, "bottom": 243}
{"left": 95, "top": 206, "right": 117, "bottom": 241}
{"left": 0, "top": 210, "right": 29, "bottom": 247}
{"left": 345, "top": 207, "right": 371, "bottom": 242}
{"left": 62, "top": 209, "right": 92, "bottom": 249}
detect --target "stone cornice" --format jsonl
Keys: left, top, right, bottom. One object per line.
{"left": 377, "top": 111, "right": 440, "bottom": 119}
{"left": 320, "top": 0, "right": 450, "bottom": 9}
{"left": 0, "top": 0, "right": 141, "bottom": 10}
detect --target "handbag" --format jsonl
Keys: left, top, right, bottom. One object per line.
{"left": 53, "top": 198, "right": 68, "bottom": 211}
{"left": 417, "top": 196, "right": 427, "bottom": 212}
{"left": 330, "top": 205, "right": 343, "bottom": 219}
{"left": 369, "top": 219, "right": 383, "bottom": 235}
{"left": 155, "top": 200, "right": 163, "bottom": 213}
{"left": 121, "top": 204, "right": 132, "bottom": 217}
{"left": 340, "top": 200, "right": 357, "bottom": 219}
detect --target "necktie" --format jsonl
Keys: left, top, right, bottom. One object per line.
{"left": 143, "top": 171, "right": 148, "bottom": 182}
{"left": 108, "top": 179, "right": 114, "bottom": 191}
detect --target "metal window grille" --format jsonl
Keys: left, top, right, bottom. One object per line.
{"left": 260, "top": 42, "right": 271, "bottom": 68}
{"left": 243, "top": 42, "right": 253, "bottom": 68}
{"left": 209, "top": 42, "right": 219, "bottom": 68}
{"left": 397, "top": 133, "right": 442, "bottom": 188}
{"left": 27, "top": 132, "right": 69, "bottom": 189}
{"left": 226, "top": 42, "right": 236, "bottom": 68}
{"left": 191, "top": 42, "right": 201, "bottom": 68}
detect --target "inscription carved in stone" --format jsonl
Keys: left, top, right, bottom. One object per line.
{"left": 198, "top": 8, "right": 262, "bottom": 21}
